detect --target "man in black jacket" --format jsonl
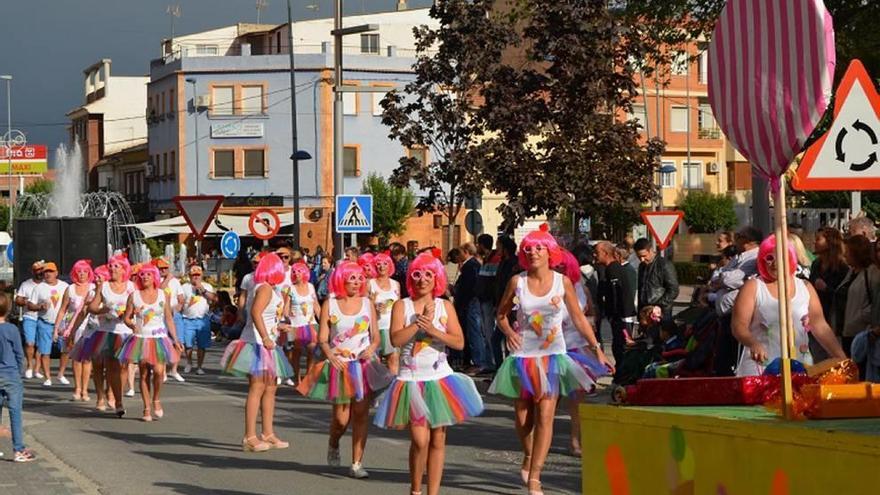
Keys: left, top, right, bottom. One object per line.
{"left": 596, "top": 241, "right": 637, "bottom": 365}
{"left": 634, "top": 238, "right": 680, "bottom": 318}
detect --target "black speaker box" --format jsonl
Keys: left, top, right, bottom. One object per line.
{"left": 13, "top": 217, "right": 107, "bottom": 286}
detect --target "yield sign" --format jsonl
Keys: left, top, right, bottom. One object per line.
{"left": 172, "top": 195, "right": 224, "bottom": 239}
{"left": 641, "top": 210, "right": 684, "bottom": 250}
{"left": 795, "top": 60, "right": 880, "bottom": 190}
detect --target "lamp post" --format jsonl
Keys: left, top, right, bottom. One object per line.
{"left": 1, "top": 75, "right": 13, "bottom": 234}
{"left": 290, "top": 150, "right": 312, "bottom": 248}
{"left": 185, "top": 78, "right": 200, "bottom": 195}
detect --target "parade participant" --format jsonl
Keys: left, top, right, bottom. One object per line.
{"left": 54, "top": 260, "right": 96, "bottom": 401}
{"left": 555, "top": 250, "right": 608, "bottom": 457}
{"left": 368, "top": 252, "right": 401, "bottom": 375}
{"left": 286, "top": 262, "right": 319, "bottom": 384}
{"left": 490, "top": 225, "right": 611, "bottom": 495}
{"left": 220, "top": 253, "right": 293, "bottom": 452}
{"left": 86, "top": 254, "right": 136, "bottom": 417}
{"left": 275, "top": 247, "right": 296, "bottom": 386}
{"left": 732, "top": 235, "right": 845, "bottom": 376}
{"left": 179, "top": 266, "right": 217, "bottom": 375}
{"left": 26, "top": 262, "right": 69, "bottom": 387}
{"left": 15, "top": 261, "right": 44, "bottom": 379}
{"left": 358, "top": 253, "right": 378, "bottom": 280}
{"left": 297, "top": 261, "right": 389, "bottom": 479}
{"left": 119, "top": 263, "right": 183, "bottom": 422}
{"left": 158, "top": 258, "right": 186, "bottom": 383}
{"left": 124, "top": 264, "right": 143, "bottom": 397}
{"left": 373, "top": 253, "right": 483, "bottom": 495}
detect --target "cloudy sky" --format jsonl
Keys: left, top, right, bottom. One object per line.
{"left": 0, "top": 0, "right": 432, "bottom": 162}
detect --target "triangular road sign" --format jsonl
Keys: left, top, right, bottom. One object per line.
{"left": 173, "top": 195, "right": 224, "bottom": 239}
{"left": 641, "top": 210, "right": 684, "bottom": 250}
{"left": 795, "top": 60, "right": 880, "bottom": 190}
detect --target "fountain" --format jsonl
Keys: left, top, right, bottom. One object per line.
{"left": 15, "top": 142, "right": 143, "bottom": 250}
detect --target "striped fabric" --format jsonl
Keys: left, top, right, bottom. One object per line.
{"left": 708, "top": 0, "right": 836, "bottom": 182}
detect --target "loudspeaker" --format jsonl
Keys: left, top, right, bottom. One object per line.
{"left": 61, "top": 218, "right": 108, "bottom": 273}
{"left": 13, "top": 218, "right": 108, "bottom": 286}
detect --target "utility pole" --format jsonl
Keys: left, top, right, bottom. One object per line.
{"left": 256, "top": 0, "right": 268, "bottom": 24}
{"left": 288, "top": 0, "right": 302, "bottom": 248}
{"left": 166, "top": 5, "right": 181, "bottom": 40}
{"left": 2, "top": 75, "right": 13, "bottom": 234}
{"left": 333, "top": 0, "right": 344, "bottom": 260}
{"left": 186, "top": 78, "right": 200, "bottom": 195}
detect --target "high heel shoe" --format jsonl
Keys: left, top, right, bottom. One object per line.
{"left": 527, "top": 479, "right": 544, "bottom": 495}
{"left": 96, "top": 399, "right": 107, "bottom": 412}
{"left": 152, "top": 401, "right": 164, "bottom": 419}
{"left": 115, "top": 407, "right": 126, "bottom": 418}
{"left": 260, "top": 434, "right": 289, "bottom": 449}
{"left": 242, "top": 436, "right": 270, "bottom": 452}
{"left": 142, "top": 409, "right": 153, "bottom": 422}
{"left": 520, "top": 455, "right": 531, "bottom": 486}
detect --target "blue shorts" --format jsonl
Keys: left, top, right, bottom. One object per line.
{"left": 181, "top": 317, "right": 211, "bottom": 350}
{"left": 35, "top": 319, "right": 54, "bottom": 355}
{"left": 22, "top": 318, "right": 37, "bottom": 345}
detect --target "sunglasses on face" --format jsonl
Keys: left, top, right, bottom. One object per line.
{"left": 375, "top": 261, "right": 390, "bottom": 268}
{"left": 346, "top": 274, "right": 365, "bottom": 283}
{"left": 278, "top": 254, "right": 291, "bottom": 261}
{"left": 110, "top": 263, "right": 125, "bottom": 270}
{"left": 410, "top": 270, "right": 435, "bottom": 281}
{"left": 523, "top": 245, "right": 548, "bottom": 255}
{"left": 765, "top": 254, "right": 776, "bottom": 264}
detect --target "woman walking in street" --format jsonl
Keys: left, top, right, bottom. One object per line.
{"left": 369, "top": 251, "right": 401, "bottom": 375}
{"left": 286, "top": 261, "right": 320, "bottom": 384}
{"left": 56, "top": 260, "right": 97, "bottom": 402}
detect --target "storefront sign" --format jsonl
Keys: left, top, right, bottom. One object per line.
{"left": 210, "top": 122, "right": 264, "bottom": 138}
{"left": 0, "top": 145, "right": 48, "bottom": 174}
{"left": 223, "top": 196, "right": 283, "bottom": 207}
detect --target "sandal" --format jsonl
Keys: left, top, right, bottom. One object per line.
{"left": 115, "top": 407, "right": 126, "bottom": 418}
{"left": 520, "top": 455, "right": 531, "bottom": 486}
{"left": 96, "top": 400, "right": 107, "bottom": 412}
{"left": 142, "top": 408, "right": 153, "bottom": 422}
{"left": 261, "top": 433, "right": 289, "bottom": 449}
{"left": 152, "top": 401, "right": 164, "bottom": 419}
{"left": 242, "top": 436, "right": 270, "bottom": 452}
{"left": 527, "top": 479, "right": 544, "bottom": 495}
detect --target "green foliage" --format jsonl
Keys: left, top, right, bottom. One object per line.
{"left": 678, "top": 191, "right": 738, "bottom": 233}
{"left": 0, "top": 205, "right": 8, "bottom": 232}
{"left": 144, "top": 238, "right": 166, "bottom": 258}
{"left": 673, "top": 261, "right": 712, "bottom": 285}
{"left": 361, "top": 172, "right": 416, "bottom": 243}
{"left": 25, "top": 179, "right": 53, "bottom": 195}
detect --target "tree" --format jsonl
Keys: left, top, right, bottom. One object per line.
{"left": 25, "top": 179, "right": 53, "bottom": 195}
{"left": 678, "top": 191, "right": 738, "bottom": 233}
{"left": 474, "top": 1, "right": 665, "bottom": 233}
{"left": 361, "top": 172, "right": 416, "bottom": 245}
{"left": 381, "top": 0, "right": 512, "bottom": 250}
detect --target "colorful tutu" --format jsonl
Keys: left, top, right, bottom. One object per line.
{"left": 378, "top": 327, "right": 397, "bottom": 356}
{"left": 69, "top": 331, "right": 123, "bottom": 363}
{"left": 567, "top": 347, "right": 609, "bottom": 382}
{"left": 117, "top": 335, "right": 180, "bottom": 366}
{"left": 488, "top": 353, "right": 596, "bottom": 400}
{"left": 288, "top": 323, "right": 318, "bottom": 347}
{"left": 373, "top": 373, "right": 484, "bottom": 429}
{"left": 221, "top": 340, "right": 293, "bottom": 378}
{"left": 296, "top": 358, "right": 392, "bottom": 404}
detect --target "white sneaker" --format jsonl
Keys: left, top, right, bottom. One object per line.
{"left": 25, "top": 369, "right": 33, "bottom": 379}
{"left": 349, "top": 462, "right": 369, "bottom": 479}
{"left": 125, "top": 389, "right": 135, "bottom": 397}
{"left": 276, "top": 376, "right": 282, "bottom": 385}
{"left": 35, "top": 372, "right": 44, "bottom": 379}
{"left": 57, "top": 375, "right": 70, "bottom": 385}
{"left": 42, "top": 379, "right": 52, "bottom": 387}
{"left": 184, "top": 363, "right": 192, "bottom": 374}
{"left": 284, "top": 378, "right": 295, "bottom": 386}
{"left": 195, "top": 368, "right": 205, "bottom": 376}
{"left": 163, "top": 373, "right": 168, "bottom": 383}
{"left": 171, "top": 372, "right": 185, "bottom": 383}
{"left": 327, "top": 446, "right": 340, "bottom": 467}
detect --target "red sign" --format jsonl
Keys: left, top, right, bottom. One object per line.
{"left": 0, "top": 145, "right": 47, "bottom": 160}
{"left": 641, "top": 211, "right": 684, "bottom": 250}
{"left": 173, "top": 195, "right": 224, "bottom": 239}
{"left": 248, "top": 209, "right": 281, "bottom": 240}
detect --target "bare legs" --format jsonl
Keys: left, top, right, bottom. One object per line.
{"left": 409, "top": 425, "right": 447, "bottom": 495}
{"left": 514, "top": 397, "right": 558, "bottom": 493}
{"left": 329, "top": 399, "right": 370, "bottom": 464}
{"left": 139, "top": 363, "right": 152, "bottom": 418}
{"left": 289, "top": 343, "right": 316, "bottom": 383}
{"left": 196, "top": 349, "right": 206, "bottom": 370}
{"left": 39, "top": 353, "right": 51, "bottom": 381}
{"left": 73, "top": 360, "right": 92, "bottom": 400}
{"left": 260, "top": 381, "right": 278, "bottom": 439}
{"left": 568, "top": 392, "right": 583, "bottom": 455}
{"left": 25, "top": 344, "right": 36, "bottom": 375}
{"left": 243, "top": 375, "right": 282, "bottom": 445}
{"left": 92, "top": 359, "right": 106, "bottom": 409}
{"left": 137, "top": 362, "right": 166, "bottom": 420}
{"left": 127, "top": 363, "right": 137, "bottom": 393}
{"left": 57, "top": 348, "right": 70, "bottom": 380}
{"left": 107, "top": 358, "right": 126, "bottom": 414}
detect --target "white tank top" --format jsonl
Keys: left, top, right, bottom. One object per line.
{"left": 399, "top": 298, "right": 453, "bottom": 381}
{"left": 241, "top": 283, "right": 284, "bottom": 345}
{"left": 736, "top": 278, "right": 813, "bottom": 376}
{"left": 561, "top": 283, "right": 589, "bottom": 349}
{"left": 289, "top": 283, "right": 318, "bottom": 327}
{"left": 61, "top": 283, "right": 96, "bottom": 334}
{"left": 328, "top": 297, "right": 372, "bottom": 361}
{"left": 131, "top": 290, "right": 168, "bottom": 338}
{"left": 370, "top": 278, "right": 400, "bottom": 330}
{"left": 513, "top": 272, "right": 568, "bottom": 357}
{"left": 98, "top": 281, "right": 136, "bottom": 335}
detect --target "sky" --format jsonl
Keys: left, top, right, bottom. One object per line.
{"left": 0, "top": 0, "right": 433, "bottom": 165}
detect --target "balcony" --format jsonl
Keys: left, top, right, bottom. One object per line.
{"left": 699, "top": 127, "right": 721, "bottom": 140}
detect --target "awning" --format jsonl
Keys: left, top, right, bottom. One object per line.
{"left": 123, "top": 212, "right": 310, "bottom": 239}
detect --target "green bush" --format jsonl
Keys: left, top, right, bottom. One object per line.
{"left": 674, "top": 261, "right": 712, "bottom": 285}
{"left": 678, "top": 191, "right": 738, "bottom": 233}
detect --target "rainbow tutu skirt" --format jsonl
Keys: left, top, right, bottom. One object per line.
{"left": 373, "top": 373, "right": 484, "bottom": 429}
{"left": 488, "top": 353, "right": 596, "bottom": 400}
{"left": 279, "top": 323, "right": 318, "bottom": 348}
{"left": 116, "top": 335, "right": 179, "bottom": 366}
{"left": 296, "top": 358, "right": 392, "bottom": 404}
{"left": 220, "top": 340, "right": 293, "bottom": 378}
{"left": 567, "top": 346, "right": 609, "bottom": 382}
{"left": 69, "top": 331, "right": 125, "bottom": 363}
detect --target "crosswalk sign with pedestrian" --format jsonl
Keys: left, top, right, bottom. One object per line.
{"left": 335, "top": 195, "right": 373, "bottom": 233}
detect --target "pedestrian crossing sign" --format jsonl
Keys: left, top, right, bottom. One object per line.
{"left": 335, "top": 195, "right": 373, "bottom": 233}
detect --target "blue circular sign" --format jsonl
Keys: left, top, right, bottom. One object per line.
{"left": 220, "top": 231, "right": 240, "bottom": 260}
{"left": 6, "top": 241, "right": 12, "bottom": 263}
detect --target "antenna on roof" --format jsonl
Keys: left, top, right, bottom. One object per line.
{"left": 306, "top": 3, "right": 319, "bottom": 16}
{"left": 166, "top": 4, "right": 181, "bottom": 40}
{"left": 256, "top": 0, "right": 269, "bottom": 24}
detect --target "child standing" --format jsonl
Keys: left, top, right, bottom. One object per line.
{"left": 0, "top": 292, "right": 36, "bottom": 461}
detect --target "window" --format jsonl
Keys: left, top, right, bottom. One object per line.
{"left": 161, "top": 91, "right": 166, "bottom": 115}
{"left": 162, "top": 153, "right": 168, "bottom": 178}
{"left": 629, "top": 104, "right": 648, "bottom": 131}
{"left": 276, "top": 31, "right": 282, "bottom": 53}
{"left": 212, "top": 86, "right": 234, "bottom": 115}
{"left": 698, "top": 103, "right": 720, "bottom": 139}
{"left": 372, "top": 87, "right": 391, "bottom": 116}
{"left": 408, "top": 146, "right": 427, "bottom": 166}
{"left": 213, "top": 150, "right": 235, "bottom": 178}
{"left": 1, "top": 190, "right": 9, "bottom": 199}
{"left": 661, "top": 161, "right": 676, "bottom": 188}
{"left": 169, "top": 89, "right": 175, "bottom": 114}
{"left": 360, "top": 34, "right": 379, "bottom": 54}
{"left": 671, "top": 51, "right": 689, "bottom": 75}
{"left": 670, "top": 106, "right": 690, "bottom": 133}
{"left": 683, "top": 161, "right": 703, "bottom": 189}
{"left": 244, "top": 149, "right": 266, "bottom": 177}
{"left": 698, "top": 49, "right": 708, "bottom": 83}
{"left": 195, "top": 44, "right": 219, "bottom": 56}
{"left": 169, "top": 151, "right": 176, "bottom": 177}
{"left": 343, "top": 92, "right": 357, "bottom": 115}
{"left": 241, "top": 86, "right": 264, "bottom": 115}
{"left": 343, "top": 146, "right": 359, "bottom": 177}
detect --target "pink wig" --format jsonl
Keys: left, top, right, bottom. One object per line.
{"left": 757, "top": 234, "right": 797, "bottom": 282}
{"left": 554, "top": 249, "right": 581, "bottom": 285}
{"left": 330, "top": 261, "right": 367, "bottom": 297}
{"left": 290, "top": 261, "right": 312, "bottom": 285}
{"left": 358, "top": 253, "right": 377, "bottom": 279}
{"left": 254, "top": 253, "right": 286, "bottom": 285}
{"left": 373, "top": 251, "right": 395, "bottom": 277}
{"left": 518, "top": 224, "right": 563, "bottom": 269}
{"left": 135, "top": 263, "right": 162, "bottom": 290}
{"left": 94, "top": 264, "right": 110, "bottom": 282}
{"left": 107, "top": 253, "right": 131, "bottom": 281}
{"left": 406, "top": 253, "right": 448, "bottom": 298}
{"left": 69, "top": 259, "right": 95, "bottom": 284}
